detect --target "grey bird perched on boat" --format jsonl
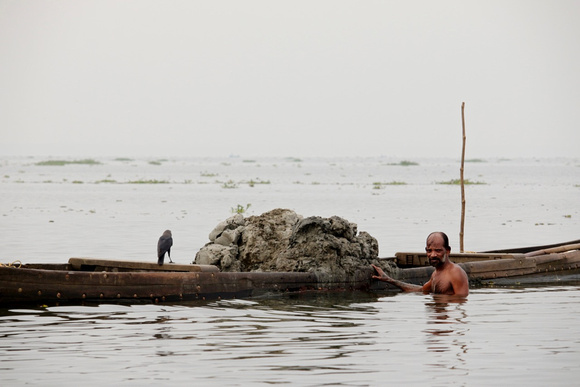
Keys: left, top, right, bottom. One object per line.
{"left": 157, "top": 230, "right": 173, "bottom": 265}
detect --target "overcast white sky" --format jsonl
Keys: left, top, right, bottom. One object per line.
{"left": 1, "top": 1, "right": 578, "bottom": 159}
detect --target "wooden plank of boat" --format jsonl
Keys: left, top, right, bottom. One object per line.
{"left": 2, "top": 243, "right": 579, "bottom": 306}
{"left": 394, "top": 252, "right": 525, "bottom": 267}
{"left": 0, "top": 264, "right": 324, "bottom": 305}
{"left": 462, "top": 250, "right": 580, "bottom": 280}
{"left": 68, "top": 257, "right": 219, "bottom": 272}
{"left": 483, "top": 239, "right": 580, "bottom": 254}
{"left": 392, "top": 249, "right": 580, "bottom": 285}
{"left": 524, "top": 243, "right": 580, "bottom": 257}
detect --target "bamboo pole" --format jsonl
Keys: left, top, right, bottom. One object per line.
{"left": 459, "top": 102, "right": 466, "bottom": 252}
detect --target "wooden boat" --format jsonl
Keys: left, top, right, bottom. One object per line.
{"left": 1, "top": 240, "right": 579, "bottom": 306}
{"left": 392, "top": 240, "right": 580, "bottom": 286}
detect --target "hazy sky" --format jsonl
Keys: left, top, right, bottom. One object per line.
{"left": 1, "top": 1, "right": 578, "bottom": 158}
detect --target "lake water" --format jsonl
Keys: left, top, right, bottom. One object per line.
{"left": 1, "top": 156, "right": 579, "bottom": 385}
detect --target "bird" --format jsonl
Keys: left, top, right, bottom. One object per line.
{"left": 157, "top": 230, "right": 173, "bottom": 265}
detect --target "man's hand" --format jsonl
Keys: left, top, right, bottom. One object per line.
{"left": 371, "top": 263, "right": 425, "bottom": 292}
{"left": 371, "top": 264, "right": 393, "bottom": 281}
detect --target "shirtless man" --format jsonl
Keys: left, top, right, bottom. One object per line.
{"left": 372, "top": 232, "right": 469, "bottom": 297}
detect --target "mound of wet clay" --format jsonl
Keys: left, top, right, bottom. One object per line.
{"left": 194, "top": 208, "right": 394, "bottom": 284}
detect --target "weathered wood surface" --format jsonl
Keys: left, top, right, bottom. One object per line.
{"left": 2, "top": 241, "right": 580, "bottom": 306}
{"left": 68, "top": 257, "right": 219, "bottom": 272}
{"left": 524, "top": 243, "right": 580, "bottom": 257}
{"left": 393, "top": 249, "right": 580, "bottom": 285}
{"left": 0, "top": 265, "right": 324, "bottom": 305}
{"left": 483, "top": 239, "right": 580, "bottom": 254}
{"left": 394, "top": 252, "right": 525, "bottom": 267}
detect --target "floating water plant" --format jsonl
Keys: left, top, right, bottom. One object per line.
{"left": 222, "top": 180, "right": 238, "bottom": 189}
{"left": 35, "top": 159, "right": 102, "bottom": 166}
{"left": 127, "top": 179, "right": 169, "bottom": 184}
{"left": 399, "top": 160, "right": 418, "bottom": 166}
{"left": 201, "top": 171, "right": 218, "bottom": 177}
{"left": 246, "top": 179, "right": 271, "bottom": 187}
{"left": 466, "top": 158, "right": 486, "bottom": 163}
{"left": 373, "top": 181, "right": 407, "bottom": 189}
{"left": 386, "top": 160, "right": 419, "bottom": 166}
{"left": 437, "top": 179, "right": 485, "bottom": 185}
{"left": 231, "top": 203, "right": 251, "bottom": 214}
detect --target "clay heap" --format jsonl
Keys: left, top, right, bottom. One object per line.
{"left": 194, "top": 208, "right": 393, "bottom": 284}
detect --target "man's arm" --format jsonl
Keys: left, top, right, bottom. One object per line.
{"left": 450, "top": 265, "right": 469, "bottom": 297}
{"left": 371, "top": 264, "right": 431, "bottom": 293}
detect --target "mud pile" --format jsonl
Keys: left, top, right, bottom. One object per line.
{"left": 194, "top": 208, "right": 394, "bottom": 284}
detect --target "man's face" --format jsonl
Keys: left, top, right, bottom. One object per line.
{"left": 425, "top": 235, "right": 449, "bottom": 268}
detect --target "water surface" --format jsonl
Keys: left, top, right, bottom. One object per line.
{"left": 1, "top": 156, "right": 579, "bottom": 385}
{"left": 1, "top": 288, "right": 579, "bottom": 386}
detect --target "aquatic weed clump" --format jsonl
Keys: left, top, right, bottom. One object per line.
{"left": 221, "top": 180, "right": 238, "bottom": 189}
{"left": 385, "top": 160, "right": 419, "bottom": 166}
{"left": 437, "top": 179, "right": 486, "bottom": 185}
{"left": 373, "top": 181, "right": 407, "bottom": 189}
{"left": 126, "top": 179, "right": 170, "bottom": 184}
{"left": 35, "top": 159, "right": 102, "bottom": 166}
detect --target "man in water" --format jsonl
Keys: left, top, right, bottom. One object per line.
{"left": 372, "top": 231, "right": 469, "bottom": 296}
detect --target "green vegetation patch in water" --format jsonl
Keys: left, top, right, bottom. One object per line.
{"left": 35, "top": 159, "right": 102, "bottom": 166}
{"left": 231, "top": 203, "right": 251, "bottom": 214}
{"left": 246, "top": 179, "right": 271, "bottom": 187}
{"left": 126, "top": 179, "right": 170, "bottom": 184}
{"left": 373, "top": 181, "right": 407, "bottom": 188}
{"left": 437, "top": 179, "right": 486, "bottom": 185}
{"left": 386, "top": 160, "right": 419, "bottom": 166}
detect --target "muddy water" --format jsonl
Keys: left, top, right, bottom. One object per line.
{"left": 1, "top": 288, "right": 579, "bottom": 386}
{"left": 1, "top": 156, "right": 579, "bottom": 385}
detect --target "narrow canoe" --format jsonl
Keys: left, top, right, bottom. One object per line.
{"left": 1, "top": 240, "right": 579, "bottom": 306}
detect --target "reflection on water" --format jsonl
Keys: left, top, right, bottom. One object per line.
{"left": 423, "top": 295, "right": 469, "bottom": 378}
{"left": 3, "top": 288, "right": 579, "bottom": 386}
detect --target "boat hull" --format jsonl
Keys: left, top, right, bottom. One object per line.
{"left": 395, "top": 249, "right": 580, "bottom": 285}
{"left": 0, "top": 266, "right": 326, "bottom": 305}
{"left": 2, "top": 243, "right": 580, "bottom": 306}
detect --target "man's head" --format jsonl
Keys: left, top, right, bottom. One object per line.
{"left": 425, "top": 232, "right": 451, "bottom": 268}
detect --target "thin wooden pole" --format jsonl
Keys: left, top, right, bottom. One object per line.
{"left": 460, "top": 102, "right": 466, "bottom": 253}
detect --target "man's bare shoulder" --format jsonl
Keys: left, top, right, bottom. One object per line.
{"left": 450, "top": 262, "right": 468, "bottom": 276}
